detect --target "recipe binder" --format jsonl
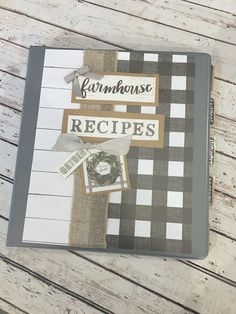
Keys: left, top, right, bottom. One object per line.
{"left": 7, "top": 47, "right": 212, "bottom": 258}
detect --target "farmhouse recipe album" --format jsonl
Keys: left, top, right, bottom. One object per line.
{"left": 7, "top": 47, "right": 212, "bottom": 258}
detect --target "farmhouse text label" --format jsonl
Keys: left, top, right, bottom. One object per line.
{"left": 71, "top": 72, "right": 159, "bottom": 106}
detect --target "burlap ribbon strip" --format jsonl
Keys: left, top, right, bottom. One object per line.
{"left": 69, "top": 50, "right": 117, "bottom": 248}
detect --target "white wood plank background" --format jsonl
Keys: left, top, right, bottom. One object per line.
{"left": 0, "top": 0, "right": 236, "bottom": 313}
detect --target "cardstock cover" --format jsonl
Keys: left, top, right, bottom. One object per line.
{"left": 7, "top": 47, "right": 211, "bottom": 258}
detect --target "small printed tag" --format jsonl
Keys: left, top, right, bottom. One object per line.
{"left": 82, "top": 152, "right": 130, "bottom": 194}
{"left": 209, "top": 98, "right": 215, "bottom": 126}
{"left": 209, "top": 136, "right": 215, "bottom": 164}
{"left": 209, "top": 176, "right": 215, "bottom": 205}
{"left": 58, "top": 149, "right": 91, "bottom": 178}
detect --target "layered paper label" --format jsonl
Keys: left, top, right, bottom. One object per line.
{"left": 71, "top": 72, "right": 159, "bottom": 105}
{"left": 62, "top": 109, "right": 165, "bottom": 148}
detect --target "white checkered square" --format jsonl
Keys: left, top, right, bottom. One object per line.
{"left": 171, "top": 76, "right": 187, "bottom": 90}
{"left": 170, "top": 103, "right": 186, "bottom": 118}
{"left": 107, "top": 218, "right": 120, "bottom": 235}
{"left": 144, "top": 53, "right": 158, "bottom": 62}
{"left": 136, "top": 189, "right": 152, "bottom": 206}
{"left": 167, "top": 191, "right": 183, "bottom": 208}
{"left": 117, "top": 51, "right": 130, "bottom": 60}
{"left": 138, "top": 159, "right": 154, "bottom": 175}
{"left": 166, "top": 222, "right": 183, "bottom": 240}
{"left": 135, "top": 220, "right": 151, "bottom": 237}
{"left": 141, "top": 106, "right": 156, "bottom": 114}
{"left": 109, "top": 191, "right": 122, "bottom": 204}
{"left": 172, "top": 55, "right": 187, "bottom": 63}
{"left": 169, "top": 132, "right": 185, "bottom": 147}
{"left": 114, "top": 104, "right": 127, "bottom": 112}
{"left": 168, "top": 161, "right": 184, "bottom": 177}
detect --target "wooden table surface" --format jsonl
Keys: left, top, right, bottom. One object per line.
{"left": 0, "top": 1, "right": 236, "bottom": 313}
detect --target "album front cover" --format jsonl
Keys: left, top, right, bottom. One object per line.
{"left": 7, "top": 47, "right": 211, "bottom": 258}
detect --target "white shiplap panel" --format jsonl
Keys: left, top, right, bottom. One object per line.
{"left": 36, "top": 107, "right": 63, "bottom": 130}
{"left": 28, "top": 172, "right": 73, "bottom": 196}
{"left": 32, "top": 150, "right": 70, "bottom": 172}
{"left": 39, "top": 88, "right": 80, "bottom": 109}
{"left": 44, "top": 49, "right": 84, "bottom": 68}
{"left": 41, "top": 67, "right": 73, "bottom": 89}
{"left": 22, "top": 218, "right": 70, "bottom": 244}
{"left": 34, "top": 129, "right": 60, "bottom": 150}
{"left": 26, "top": 194, "right": 72, "bottom": 220}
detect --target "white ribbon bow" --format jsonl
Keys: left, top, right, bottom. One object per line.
{"left": 64, "top": 65, "right": 104, "bottom": 97}
{"left": 52, "top": 133, "right": 132, "bottom": 156}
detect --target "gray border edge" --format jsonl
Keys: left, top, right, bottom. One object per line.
{"left": 191, "top": 53, "right": 211, "bottom": 258}
{"left": 6, "top": 46, "right": 45, "bottom": 245}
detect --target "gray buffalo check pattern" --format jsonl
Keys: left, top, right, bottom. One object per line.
{"left": 106, "top": 51, "right": 195, "bottom": 254}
